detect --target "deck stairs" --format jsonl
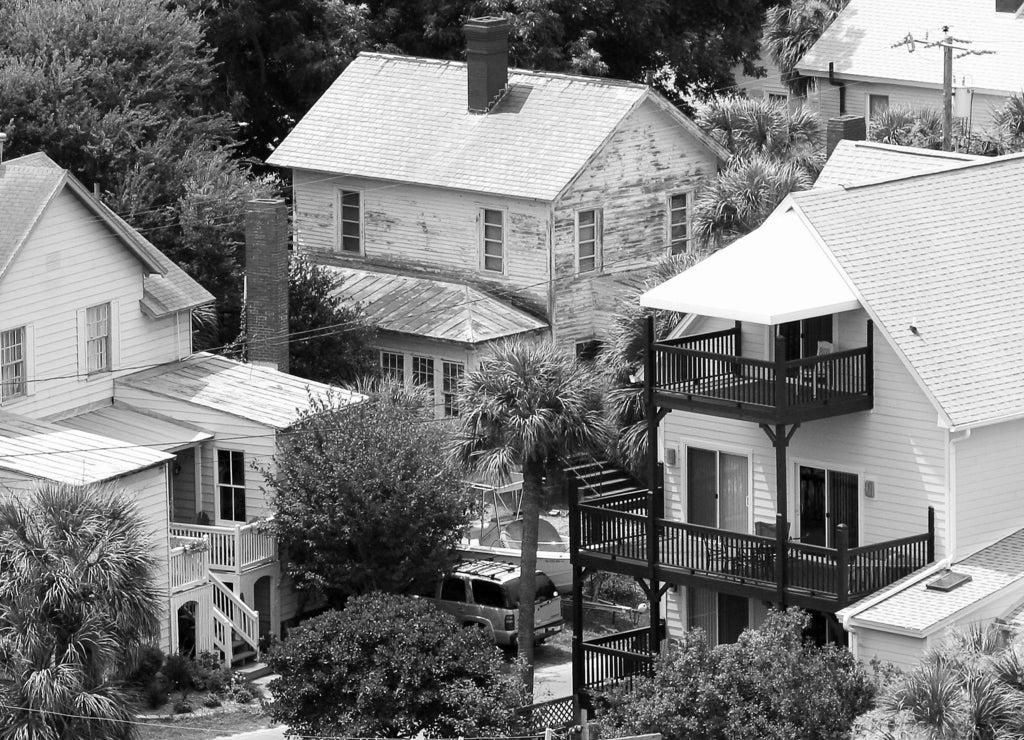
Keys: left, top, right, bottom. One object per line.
{"left": 210, "top": 571, "right": 261, "bottom": 667}
{"left": 564, "top": 459, "right": 646, "bottom": 501}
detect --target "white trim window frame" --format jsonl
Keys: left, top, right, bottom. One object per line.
{"left": 381, "top": 350, "right": 405, "bottom": 383}
{"left": 412, "top": 355, "right": 435, "bottom": 388}
{"left": 480, "top": 208, "right": 505, "bottom": 273}
{"left": 668, "top": 191, "right": 692, "bottom": 255}
{"left": 0, "top": 326, "right": 27, "bottom": 403}
{"left": 442, "top": 360, "right": 465, "bottom": 417}
{"left": 86, "top": 303, "right": 111, "bottom": 373}
{"left": 575, "top": 208, "right": 602, "bottom": 273}
{"left": 216, "top": 448, "right": 247, "bottom": 524}
{"left": 337, "top": 189, "right": 363, "bottom": 254}
{"left": 867, "top": 94, "right": 889, "bottom": 124}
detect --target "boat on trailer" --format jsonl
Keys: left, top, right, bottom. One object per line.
{"left": 457, "top": 475, "right": 573, "bottom": 594}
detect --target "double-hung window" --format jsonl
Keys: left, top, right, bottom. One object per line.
{"left": 1, "top": 327, "right": 25, "bottom": 402}
{"left": 412, "top": 356, "right": 434, "bottom": 388}
{"left": 576, "top": 209, "right": 601, "bottom": 273}
{"left": 868, "top": 94, "right": 889, "bottom": 123}
{"left": 217, "top": 449, "right": 246, "bottom": 523}
{"left": 338, "top": 190, "right": 362, "bottom": 254}
{"left": 668, "top": 192, "right": 691, "bottom": 254}
{"left": 442, "top": 361, "right": 465, "bottom": 417}
{"left": 86, "top": 303, "right": 111, "bottom": 373}
{"left": 481, "top": 209, "right": 504, "bottom": 273}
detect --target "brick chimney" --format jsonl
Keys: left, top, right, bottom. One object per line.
{"left": 996, "top": 0, "right": 1017, "bottom": 12}
{"left": 244, "top": 198, "right": 289, "bottom": 373}
{"left": 465, "top": 16, "right": 509, "bottom": 113}
{"left": 826, "top": 115, "right": 867, "bottom": 159}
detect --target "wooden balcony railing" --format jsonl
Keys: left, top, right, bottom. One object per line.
{"left": 582, "top": 625, "right": 659, "bottom": 690}
{"left": 575, "top": 500, "right": 933, "bottom": 610}
{"left": 650, "top": 323, "right": 874, "bottom": 424}
{"left": 169, "top": 519, "right": 276, "bottom": 575}
{"left": 169, "top": 536, "right": 210, "bottom": 593}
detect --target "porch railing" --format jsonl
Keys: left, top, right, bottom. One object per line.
{"left": 577, "top": 502, "right": 933, "bottom": 606}
{"left": 169, "top": 536, "right": 210, "bottom": 593}
{"left": 169, "top": 519, "right": 276, "bottom": 575}
{"left": 582, "top": 626, "right": 658, "bottom": 690}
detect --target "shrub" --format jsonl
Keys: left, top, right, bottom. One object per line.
{"left": 231, "top": 684, "right": 258, "bottom": 704}
{"left": 266, "top": 593, "right": 528, "bottom": 738}
{"left": 160, "top": 654, "right": 194, "bottom": 693}
{"left": 202, "top": 694, "right": 222, "bottom": 709}
{"left": 130, "top": 645, "right": 166, "bottom": 688}
{"left": 191, "top": 651, "right": 233, "bottom": 695}
{"left": 597, "top": 608, "right": 877, "bottom": 740}
{"left": 172, "top": 698, "right": 194, "bottom": 714}
{"left": 143, "top": 678, "right": 168, "bottom": 709}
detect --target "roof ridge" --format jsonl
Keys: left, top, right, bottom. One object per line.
{"left": 355, "top": 50, "right": 649, "bottom": 90}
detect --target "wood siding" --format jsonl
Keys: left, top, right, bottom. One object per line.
{"left": 551, "top": 99, "right": 718, "bottom": 347}
{"left": 852, "top": 628, "right": 926, "bottom": 668}
{"left": 661, "top": 309, "right": 948, "bottom": 557}
{"left": 291, "top": 172, "right": 551, "bottom": 314}
{"left": 0, "top": 189, "right": 187, "bottom": 420}
{"left": 953, "top": 419, "right": 1024, "bottom": 557}
{"left": 375, "top": 333, "right": 476, "bottom": 419}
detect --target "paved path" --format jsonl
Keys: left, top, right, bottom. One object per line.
{"left": 534, "top": 658, "right": 573, "bottom": 701}
{"left": 212, "top": 727, "right": 288, "bottom": 740}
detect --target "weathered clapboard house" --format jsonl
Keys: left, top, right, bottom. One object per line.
{"left": 0, "top": 151, "right": 356, "bottom": 663}
{"left": 267, "top": 17, "right": 728, "bottom": 414}
{"left": 796, "top": 0, "right": 1024, "bottom": 134}
{"left": 567, "top": 142, "right": 1024, "bottom": 697}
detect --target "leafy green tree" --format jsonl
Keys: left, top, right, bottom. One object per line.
{"left": 265, "top": 383, "right": 472, "bottom": 607}
{"left": 598, "top": 608, "right": 878, "bottom": 740}
{"left": 0, "top": 483, "right": 162, "bottom": 738}
{"left": 762, "top": 0, "right": 847, "bottom": 96}
{"left": 449, "top": 337, "right": 609, "bottom": 690}
{"left": 0, "top": 0, "right": 279, "bottom": 348}
{"left": 266, "top": 593, "right": 529, "bottom": 738}
{"left": 287, "top": 254, "right": 377, "bottom": 385}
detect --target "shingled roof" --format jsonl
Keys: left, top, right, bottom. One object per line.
{"left": 329, "top": 266, "right": 547, "bottom": 344}
{"left": 815, "top": 140, "right": 985, "bottom": 189}
{"left": 267, "top": 52, "right": 727, "bottom": 201}
{"left": 0, "top": 153, "right": 212, "bottom": 316}
{"left": 797, "top": 0, "right": 1024, "bottom": 95}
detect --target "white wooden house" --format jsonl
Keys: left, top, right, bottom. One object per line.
{"left": 266, "top": 17, "right": 728, "bottom": 411}
{"left": 567, "top": 144, "right": 1024, "bottom": 684}
{"left": 0, "top": 152, "right": 354, "bottom": 663}
{"left": 796, "top": 0, "right": 1024, "bottom": 135}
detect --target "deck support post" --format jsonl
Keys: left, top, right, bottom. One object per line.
{"left": 927, "top": 506, "right": 935, "bottom": 562}
{"left": 761, "top": 420, "right": 798, "bottom": 608}
{"left": 643, "top": 314, "right": 662, "bottom": 661}
{"left": 569, "top": 476, "right": 584, "bottom": 704}
{"left": 836, "top": 524, "right": 850, "bottom": 609}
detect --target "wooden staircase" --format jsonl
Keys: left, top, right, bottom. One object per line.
{"left": 563, "top": 459, "right": 647, "bottom": 500}
{"left": 210, "top": 572, "right": 261, "bottom": 667}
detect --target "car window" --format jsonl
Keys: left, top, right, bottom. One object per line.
{"left": 471, "top": 579, "right": 505, "bottom": 608}
{"left": 440, "top": 576, "right": 467, "bottom": 602}
{"left": 503, "top": 574, "right": 558, "bottom": 606}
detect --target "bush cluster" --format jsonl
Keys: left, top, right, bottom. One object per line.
{"left": 130, "top": 647, "right": 259, "bottom": 713}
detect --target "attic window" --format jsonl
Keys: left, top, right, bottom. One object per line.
{"left": 926, "top": 570, "right": 972, "bottom": 593}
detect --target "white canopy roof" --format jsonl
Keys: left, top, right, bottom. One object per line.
{"left": 640, "top": 209, "right": 861, "bottom": 325}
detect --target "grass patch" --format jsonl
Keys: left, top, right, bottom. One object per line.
{"left": 136, "top": 707, "right": 275, "bottom": 740}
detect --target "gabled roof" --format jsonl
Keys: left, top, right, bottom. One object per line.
{"left": 0, "top": 411, "right": 172, "bottom": 485}
{"left": 815, "top": 140, "right": 985, "bottom": 189}
{"left": 790, "top": 153, "right": 1024, "bottom": 429}
{"left": 267, "top": 52, "right": 727, "bottom": 201}
{"left": 58, "top": 404, "right": 213, "bottom": 453}
{"left": 116, "top": 353, "right": 363, "bottom": 429}
{"left": 329, "top": 266, "right": 548, "bottom": 344}
{"left": 839, "top": 528, "right": 1024, "bottom": 636}
{"left": 642, "top": 148, "right": 1024, "bottom": 429}
{"left": 797, "top": 0, "right": 1024, "bottom": 95}
{"left": 0, "top": 153, "right": 213, "bottom": 316}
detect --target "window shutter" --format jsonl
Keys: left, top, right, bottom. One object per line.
{"left": 76, "top": 308, "right": 87, "bottom": 378}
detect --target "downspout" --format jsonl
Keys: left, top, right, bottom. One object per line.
{"left": 828, "top": 62, "right": 847, "bottom": 115}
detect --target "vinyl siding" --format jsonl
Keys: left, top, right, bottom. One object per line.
{"left": 805, "top": 78, "right": 1007, "bottom": 134}
{"left": 661, "top": 309, "right": 948, "bottom": 557}
{"left": 852, "top": 628, "right": 926, "bottom": 668}
{"left": 551, "top": 99, "right": 717, "bottom": 347}
{"left": 0, "top": 188, "right": 186, "bottom": 420}
{"left": 112, "top": 387, "right": 278, "bottom": 523}
{"left": 291, "top": 171, "right": 551, "bottom": 314}
{"left": 953, "top": 419, "right": 1024, "bottom": 558}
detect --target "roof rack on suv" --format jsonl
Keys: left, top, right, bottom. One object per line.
{"left": 454, "top": 558, "right": 520, "bottom": 580}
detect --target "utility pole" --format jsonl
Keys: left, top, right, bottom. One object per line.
{"left": 892, "top": 28, "right": 994, "bottom": 152}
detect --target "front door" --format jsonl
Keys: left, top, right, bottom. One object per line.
{"left": 798, "top": 465, "right": 859, "bottom": 547}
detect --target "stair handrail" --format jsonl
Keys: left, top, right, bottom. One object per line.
{"left": 208, "top": 571, "right": 260, "bottom": 655}
{"left": 211, "top": 607, "right": 235, "bottom": 666}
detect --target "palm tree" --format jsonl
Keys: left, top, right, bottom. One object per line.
{"left": 762, "top": 0, "right": 847, "bottom": 96}
{"left": 0, "top": 482, "right": 161, "bottom": 739}
{"left": 696, "top": 94, "right": 824, "bottom": 166}
{"left": 868, "top": 105, "right": 943, "bottom": 149}
{"left": 449, "top": 337, "right": 609, "bottom": 692}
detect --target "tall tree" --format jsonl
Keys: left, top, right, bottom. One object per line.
{"left": 762, "top": 0, "right": 847, "bottom": 97}
{"left": 0, "top": 0, "right": 279, "bottom": 348}
{"left": 265, "top": 382, "right": 472, "bottom": 607}
{"left": 449, "top": 337, "right": 609, "bottom": 691}
{"left": 0, "top": 483, "right": 161, "bottom": 738}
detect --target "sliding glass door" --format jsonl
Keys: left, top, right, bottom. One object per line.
{"left": 798, "top": 465, "right": 859, "bottom": 547}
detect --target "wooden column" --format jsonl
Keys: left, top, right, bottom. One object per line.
{"left": 568, "top": 476, "right": 584, "bottom": 703}
{"left": 761, "top": 420, "right": 797, "bottom": 609}
{"left": 644, "top": 314, "right": 661, "bottom": 659}
{"left": 836, "top": 523, "right": 850, "bottom": 609}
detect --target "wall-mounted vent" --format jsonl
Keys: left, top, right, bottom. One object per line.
{"left": 926, "top": 570, "right": 972, "bottom": 593}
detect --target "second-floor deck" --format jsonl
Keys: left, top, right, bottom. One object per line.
{"left": 169, "top": 519, "right": 276, "bottom": 576}
{"left": 572, "top": 490, "right": 934, "bottom": 613}
{"left": 650, "top": 322, "right": 874, "bottom": 425}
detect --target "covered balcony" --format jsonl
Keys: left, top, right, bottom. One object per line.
{"left": 571, "top": 490, "right": 934, "bottom": 613}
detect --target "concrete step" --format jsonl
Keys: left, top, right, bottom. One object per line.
{"left": 236, "top": 661, "right": 274, "bottom": 681}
